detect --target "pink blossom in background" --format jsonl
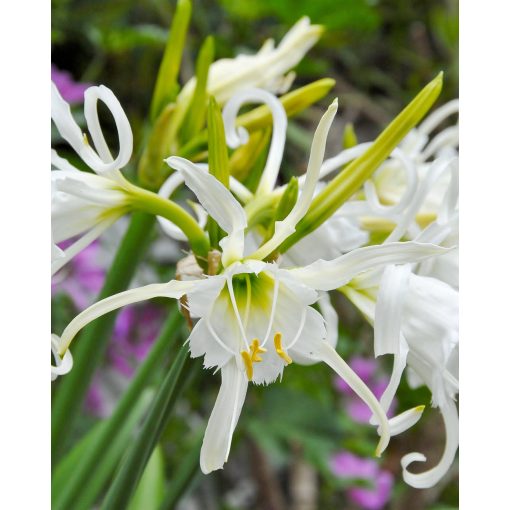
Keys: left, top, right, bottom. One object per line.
{"left": 334, "top": 356, "right": 397, "bottom": 423}
{"left": 330, "top": 452, "right": 394, "bottom": 510}
{"left": 51, "top": 64, "right": 90, "bottom": 104}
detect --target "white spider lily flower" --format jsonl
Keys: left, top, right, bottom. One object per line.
{"left": 374, "top": 266, "right": 458, "bottom": 489}
{"left": 54, "top": 99, "right": 449, "bottom": 474}
{"left": 51, "top": 82, "right": 135, "bottom": 274}
{"left": 178, "top": 17, "right": 322, "bottom": 107}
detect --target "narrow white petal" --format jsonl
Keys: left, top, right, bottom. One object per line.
{"left": 51, "top": 149, "right": 80, "bottom": 172}
{"left": 317, "top": 291, "right": 338, "bottom": 348}
{"left": 401, "top": 398, "right": 458, "bottom": 488}
{"left": 315, "top": 342, "right": 390, "bottom": 456}
{"left": 418, "top": 99, "right": 459, "bottom": 137}
{"left": 167, "top": 156, "right": 247, "bottom": 265}
{"left": 374, "top": 264, "right": 412, "bottom": 356}
{"left": 222, "top": 88, "right": 287, "bottom": 194}
{"left": 312, "top": 142, "right": 372, "bottom": 181}
{"left": 200, "top": 359, "right": 248, "bottom": 474}
{"left": 378, "top": 405, "right": 425, "bottom": 437}
{"left": 422, "top": 126, "right": 459, "bottom": 161}
{"left": 290, "top": 242, "right": 449, "bottom": 291}
{"left": 249, "top": 99, "right": 338, "bottom": 260}
{"left": 59, "top": 279, "right": 198, "bottom": 355}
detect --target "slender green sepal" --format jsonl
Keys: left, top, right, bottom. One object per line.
{"left": 237, "top": 78, "right": 336, "bottom": 131}
{"left": 128, "top": 446, "right": 166, "bottom": 510}
{"left": 279, "top": 72, "right": 444, "bottom": 253}
{"left": 52, "top": 308, "right": 181, "bottom": 510}
{"left": 150, "top": 0, "right": 192, "bottom": 121}
{"left": 52, "top": 212, "right": 156, "bottom": 461}
{"left": 101, "top": 345, "right": 191, "bottom": 510}
{"left": 138, "top": 103, "right": 176, "bottom": 190}
{"left": 343, "top": 122, "right": 358, "bottom": 149}
{"left": 181, "top": 36, "right": 215, "bottom": 142}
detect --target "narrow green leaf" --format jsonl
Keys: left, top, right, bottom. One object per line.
{"left": 158, "top": 433, "right": 203, "bottom": 510}
{"left": 207, "top": 96, "right": 229, "bottom": 188}
{"left": 150, "top": 0, "right": 192, "bottom": 121}
{"left": 52, "top": 307, "right": 182, "bottom": 510}
{"left": 128, "top": 445, "right": 166, "bottom": 510}
{"left": 181, "top": 36, "right": 215, "bottom": 142}
{"left": 280, "top": 72, "right": 444, "bottom": 252}
{"left": 101, "top": 345, "right": 191, "bottom": 510}
{"left": 52, "top": 212, "right": 156, "bottom": 462}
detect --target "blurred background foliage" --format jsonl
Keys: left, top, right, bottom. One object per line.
{"left": 51, "top": 1, "right": 458, "bottom": 509}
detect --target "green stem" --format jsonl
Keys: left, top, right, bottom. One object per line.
{"left": 130, "top": 187, "right": 210, "bottom": 259}
{"left": 52, "top": 212, "right": 155, "bottom": 462}
{"left": 52, "top": 307, "right": 182, "bottom": 510}
{"left": 101, "top": 345, "right": 194, "bottom": 510}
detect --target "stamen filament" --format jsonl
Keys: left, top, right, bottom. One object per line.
{"left": 260, "top": 278, "right": 280, "bottom": 348}
{"left": 227, "top": 277, "right": 250, "bottom": 350}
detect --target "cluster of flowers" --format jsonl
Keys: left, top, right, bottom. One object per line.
{"left": 51, "top": 17, "right": 458, "bottom": 490}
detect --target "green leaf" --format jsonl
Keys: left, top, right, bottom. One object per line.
{"left": 52, "top": 212, "right": 156, "bottom": 462}
{"left": 150, "top": 0, "right": 192, "bottom": 121}
{"left": 101, "top": 345, "right": 192, "bottom": 510}
{"left": 280, "top": 72, "right": 444, "bottom": 252}
{"left": 128, "top": 445, "right": 166, "bottom": 510}
{"left": 181, "top": 36, "right": 215, "bottom": 142}
{"left": 52, "top": 307, "right": 182, "bottom": 510}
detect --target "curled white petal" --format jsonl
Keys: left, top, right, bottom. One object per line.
{"left": 250, "top": 99, "right": 338, "bottom": 260}
{"left": 51, "top": 334, "right": 73, "bottom": 381}
{"left": 401, "top": 398, "right": 458, "bottom": 488}
{"left": 223, "top": 88, "right": 287, "bottom": 194}
{"left": 378, "top": 405, "right": 425, "bottom": 437}
{"left": 418, "top": 99, "right": 459, "bottom": 137}
{"left": 200, "top": 358, "right": 248, "bottom": 474}
{"left": 313, "top": 142, "right": 372, "bottom": 182}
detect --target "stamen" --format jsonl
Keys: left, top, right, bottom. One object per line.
{"left": 274, "top": 332, "right": 292, "bottom": 365}
{"left": 240, "top": 339, "right": 267, "bottom": 381}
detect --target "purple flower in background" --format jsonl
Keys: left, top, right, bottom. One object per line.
{"left": 331, "top": 452, "right": 394, "bottom": 510}
{"left": 52, "top": 240, "right": 105, "bottom": 309}
{"left": 51, "top": 64, "right": 90, "bottom": 104}
{"left": 334, "top": 356, "right": 397, "bottom": 423}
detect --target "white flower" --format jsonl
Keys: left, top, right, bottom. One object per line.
{"left": 51, "top": 82, "right": 134, "bottom": 274}
{"left": 179, "top": 17, "right": 322, "bottom": 107}
{"left": 53, "top": 99, "right": 448, "bottom": 474}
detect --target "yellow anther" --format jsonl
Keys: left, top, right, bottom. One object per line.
{"left": 241, "top": 339, "right": 268, "bottom": 381}
{"left": 274, "top": 332, "right": 292, "bottom": 365}
{"left": 250, "top": 339, "right": 267, "bottom": 362}
{"left": 240, "top": 350, "right": 254, "bottom": 380}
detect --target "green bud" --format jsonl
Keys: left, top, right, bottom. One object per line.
{"left": 343, "top": 122, "right": 358, "bottom": 149}
{"left": 150, "top": 0, "right": 192, "bottom": 121}
{"left": 237, "top": 78, "right": 336, "bottom": 132}
{"left": 279, "top": 72, "right": 444, "bottom": 253}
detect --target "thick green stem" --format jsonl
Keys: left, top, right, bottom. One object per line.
{"left": 130, "top": 187, "right": 210, "bottom": 259}
{"left": 52, "top": 212, "right": 155, "bottom": 462}
{"left": 101, "top": 345, "right": 194, "bottom": 510}
{"left": 52, "top": 307, "right": 182, "bottom": 510}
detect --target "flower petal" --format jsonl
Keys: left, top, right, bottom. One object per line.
{"left": 380, "top": 405, "right": 425, "bottom": 437}
{"left": 200, "top": 358, "right": 248, "bottom": 474}
{"left": 167, "top": 156, "right": 247, "bottom": 265}
{"left": 222, "top": 88, "right": 287, "bottom": 194}
{"left": 249, "top": 99, "right": 338, "bottom": 260}
{"left": 58, "top": 279, "right": 199, "bottom": 355}
{"left": 51, "top": 334, "right": 73, "bottom": 381}
{"left": 401, "top": 398, "right": 458, "bottom": 488}
{"left": 290, "top": 242, "right": 449, "bottom": 291}
{"left": 312, "top": 342, "right": 391, "bottom": 457}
